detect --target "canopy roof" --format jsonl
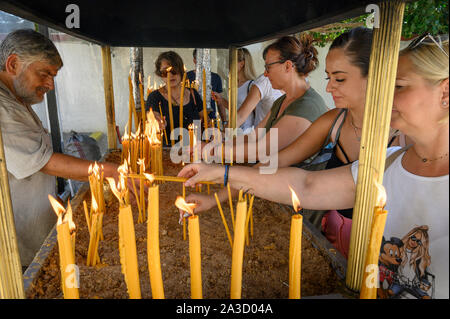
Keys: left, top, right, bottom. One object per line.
{"left": 0, "top": 0, "right": 379, "bottom": 48}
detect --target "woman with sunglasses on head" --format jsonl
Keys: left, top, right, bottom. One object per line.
{"left": 146, "top": 51, "right": 206, "bottom": 147}
{"left": 179, "top": 34, "right": 449, "bottom": 299}
{"left": 212, "top": 48, "right": 283, "bottom": 133}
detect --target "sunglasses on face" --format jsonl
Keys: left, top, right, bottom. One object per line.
{"left": 407, "top": 33, "right": 449, "bottom": 57}
{"left": 409, "top": 235, "right": 422, "bottom": 246}
{"left": 157, "top": 68, "right": 178, "bottom": 78}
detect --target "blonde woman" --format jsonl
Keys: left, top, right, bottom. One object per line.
{"left": 213, "top": 48, "right": 258, "bottom": 132}
{"left": 179, "top": 34, "right": 449, "bottom": 299}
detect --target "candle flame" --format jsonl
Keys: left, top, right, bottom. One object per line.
{"left": 166, "top": 66, "right": 172, "bottom": 72}
{"left": 175, "top": 196, "right": 197, "bottom": 217}
{"left": 48, "top": 194, "right": 65, "bottom": 224}
{"left": 288, "top": 185, "right": 301, "bottom": 212}
{"left": 137, "top": 158, "right": 145, "bottom": 171}
{"left": 144, "top": 173, "right": 155, "bottom": 183}
{"left": 123, "top": 125, "right": 129, "bottom": 140}
{"left": 88, "top": 163, "right": 93, "bottom": 175}
{"left": 139, "top": 72, "right": 142, "bottom": 84}
{"left": 374, "top": 180, "right": 387, "bottom": 208}
{"left": 106, "top": 178, "right": 120, "bottom": 199}
{"left": 91, "top": 194, "right": 98, "bottom": 212}
{"left": 65, "top": 200, "right": 76, "bottom": 233}
{"left": 145, "top": 108, "right": 161, "bottom": 144}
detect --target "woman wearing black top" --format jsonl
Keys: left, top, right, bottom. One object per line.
{"left": 145, "top": 51, "right": 206, "bottom": 147}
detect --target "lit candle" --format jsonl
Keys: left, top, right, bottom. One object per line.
{"left": 166, "top": 66, "right": 175, "bottom": 146}
{"left": 175, "top": 196, "right": 202, "bottom": 299}
{"left": 122, "top": 131, "right": 130, "bottom": 163}
{"left": 360, "top": 181, "right": 388, "bottom": 299}
{"left": 86, "top": 194, "right": 101, "bottom": 266}
{"left": 230, "top": 191, "right": 247, "bottom": 299}
{"left": 107, "top": 166, "right": 142, "bottom": 299}
{"left": 288, "top": 186, "right": 302, "bottom": 299}
{"left": 144, "top": 174, "right": 165, "bottom": 299}
{"left": 48, "top": 195, "right": 79, "bottom": 299}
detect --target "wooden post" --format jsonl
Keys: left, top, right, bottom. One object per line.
{"left": 0, "top": 127, "right": 25, "bottom": 299}
{"left": 101, "top": 46, "right": 117, "bottom": 150}
{"left": 346, "top": 0, "right": 405, "bottom": 292}
{"left": 228, "top": 47, "right": 238, "bottom": 129}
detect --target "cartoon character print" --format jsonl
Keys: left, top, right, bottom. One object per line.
{"left": 379, "top": 225, "right": 435, "bottom": 299}
{"left": 377, "top": 236, "right": 404, "bottom": 299}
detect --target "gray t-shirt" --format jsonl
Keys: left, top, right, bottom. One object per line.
{"left": 0, "top": 80, "right": 56, "bottom": 267}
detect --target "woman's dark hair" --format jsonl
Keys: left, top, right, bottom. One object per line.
{"left": 329, "top": 27, "right": 373, "bottom": 77}
{"left": 263, "top": 34, "right": 319, "bottom": 76}
{"left": 155, "top": 51, "right": 184, "bottom": 77}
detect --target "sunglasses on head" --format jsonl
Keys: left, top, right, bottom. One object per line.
{"left": 157, "top": 68, "right": 177, "bottom": 78}
{"left": 407, "top": 33, "right": 449, "bottom": 57}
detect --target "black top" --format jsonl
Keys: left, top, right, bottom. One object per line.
{"left": 324, "top": 118, "right": 399, "bottom": 219}
{"left": 145, "top": 89, "right": 204, "bottom": 147}
{"left": 186, "top": 70, "right": 223, "bottom": 116}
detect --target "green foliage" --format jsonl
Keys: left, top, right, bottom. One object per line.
{"left": 309, "top": 0, "right": 449, "bottom": 46}
{"left": 402, "top": 0, "right": 448, "bottom": 39}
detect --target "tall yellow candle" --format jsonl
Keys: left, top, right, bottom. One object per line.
{"left": 188, "top": 215, "right": 202, "bottom": 299}
{"left": 288, "top": 186, "right": 302, "bottom": 299}
{"left": 146, "top": 179, "right": 165, "bottom": 299}
{"left": 139, "top": 73, "right": 146, "bottom": 124}
{"left": 175, "top": 197, "right": 202, "bottom": 299}
{"left": 48, "top": 195, "right": 79, "bottom": 299}
{"left": 360, "top": 182, "right": 388, "bottom": 299}
{"left": 180, "top": 69, "right": 187, "bottom": 143}
{"left": 119, "top": 205, "right": 142, "bottom": 299}
{"left": 128, "top": 71, "right": 139, "bottom": 131}
{"left": 167, "top": 67, "right": 174, "bottom": 146}
{"left": 230, "top": 197, "right": 247, "bottom": 299}
{"left": 57, "top": 222, "right": 79, "bottom": 299}
{"left": 289, "top": 214, "right": 302, "bottom": 299}
{"left": 202, "top": 68, "right": 209, "bottom": 142}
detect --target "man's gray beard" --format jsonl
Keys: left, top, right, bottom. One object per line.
{"left": 13, "top": 72, "right": 44, "bottom": 105}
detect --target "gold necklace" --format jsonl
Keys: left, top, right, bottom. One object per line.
{"left": 349, "top": 117, "right": 362, "bottom": 142}
{"left": 412, "top": 148, "right": 449, "bottom": 163}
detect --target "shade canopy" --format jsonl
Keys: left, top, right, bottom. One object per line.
{"left": 0, "top": 0, "right": 380, "bottom": 48}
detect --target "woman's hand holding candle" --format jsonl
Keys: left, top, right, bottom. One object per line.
{"left": 178, "top": 163, "right": 224, "bottom": 187}
{"left": 181, "top": 193, "right": 217, "bottom": 213}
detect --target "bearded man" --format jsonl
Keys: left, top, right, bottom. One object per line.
{"left": 0, "top": 29, "right": 119, "bottom": 269}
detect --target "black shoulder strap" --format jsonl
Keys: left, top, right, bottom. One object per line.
{"left": 247, "top": 80, "right": 254, "bottom": 94}
{"left": 320, "top": 108, "right": 348, "bottom": 150}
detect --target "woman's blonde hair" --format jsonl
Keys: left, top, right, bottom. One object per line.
{"left": 237, "top": 48, "right": 256, "bottom": 81}
{"left": 400, "top": 35, "right": 449, "bottom": 123}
